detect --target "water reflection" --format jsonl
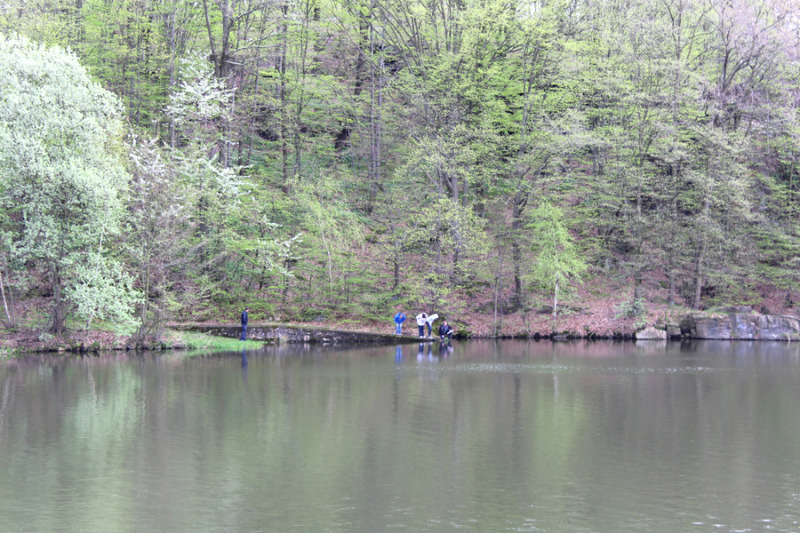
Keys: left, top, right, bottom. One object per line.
{"left": 1, "top": 341, "right": 800, "bottom": 532}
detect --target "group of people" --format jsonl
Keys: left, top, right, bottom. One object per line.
{"left": 393, "top": 311, "right": 453, "bottom": 341}
{"left": 238, "top": 306, "right": 452, "bottom": 343}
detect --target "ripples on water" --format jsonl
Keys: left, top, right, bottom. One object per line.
{"left": 449, "top": 362, "right": 732, "bottom": 375}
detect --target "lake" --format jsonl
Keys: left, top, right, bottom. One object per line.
{"left": 1, "top": 340, "right": 799, "bottom": 532}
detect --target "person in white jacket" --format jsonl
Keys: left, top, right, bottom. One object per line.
{"left": 425, "top": 313, "right": 438, "bottom": 337}
{"left": 415, "top": 313, "right": 427, "bottom": 337}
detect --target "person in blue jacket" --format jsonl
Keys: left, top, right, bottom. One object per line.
{"left": 240, "top": 307, "right": 249, "bottom": 340}
{"left": 394, "top": 311, "right": 406, "bottom": 335}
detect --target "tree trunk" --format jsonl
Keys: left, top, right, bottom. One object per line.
{"left": 167, "top": 2, "right": 177, "bottom": 149}
{"left": 692, "top": 248, "right": 704, "bottom": 310}
{"left": 136, "top": 260, "right": 151, "bottom": 342}
{"left": 366, "top": 0, "right": 380, "bottom": 213}
{"left": 551, "top": 278, "right": 559, "bottom": 335}
{"left": 279, "top": 1, "right": 290, "bottom": 190}
{"left": 0, "top": 268, "right": 11, "bottom": 325}
{"left": 633, "top": 274, "right": 643, "bottom": 302}
{"left": 666, "top": 201, "right": 677, "bottom": 307}
{"left": 667, "top": 261, "right": 675, "bottom": 307}
{"left": 511, "top": 190, "right": 528, "bottom": 309}
{"left": 50, "top": 266, "right": 66, "bottom": 336}
{"left": 203, "top": 0, "right": 233, "bottom": 79}
{"left": 693, "top": 196, "right": 710, "bottom": 310}
{"left": 492, "top": 248, "right": 503, "bottom": 336}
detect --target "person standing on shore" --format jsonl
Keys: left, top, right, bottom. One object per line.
{"left": 240, "top": 307, "right": 249, "bottom": 341}
{"left": 394, "top": 311, "right": 406, "bottom": 335}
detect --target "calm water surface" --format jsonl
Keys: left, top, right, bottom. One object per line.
{"left": 1, "top": 340, "right": 800, "bottom": 532}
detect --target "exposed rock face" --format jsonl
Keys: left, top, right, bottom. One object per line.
{"left": 635, "top": 327, "right": 667, "bottom": 340}
{"left": 666, "top": 324, "right": 682, "bottom": 339}
{"left": 680, "top": 313, "right": 800, "bottom": 340}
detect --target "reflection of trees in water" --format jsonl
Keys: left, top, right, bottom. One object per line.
{"left": 2, "top": 341, "right": 800, "bottom": 531}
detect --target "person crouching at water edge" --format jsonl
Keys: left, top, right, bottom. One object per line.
{"left": 240, "top": 307, "right": 249, "bottom": 340}
{"left": 438, "top": 320, "right": 453, "bottom": 341}
{"left": 415, "top": 312, "right": 428, "bottom": 338}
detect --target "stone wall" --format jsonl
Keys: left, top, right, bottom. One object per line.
{"left": 182, "top": 324, "right": 420, "bottom": 345}
{"left": 679, "top": 313, "right": 800, "bottom": 340}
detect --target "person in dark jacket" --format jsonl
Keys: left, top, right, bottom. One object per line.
{"left": 438, "top": 320, "right": 453, "bottom": 341}
{"left": 240, "top": 308, "right": 249, "bottom": 340}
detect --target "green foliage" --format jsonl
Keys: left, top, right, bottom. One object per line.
{"left": 125, "top": 135, "right": 193, "bottom": 340}
{"left": 167, "top": 53, "right": 235, "bottom": 134}
{"left": 293, "top": 179, "right": 367, "bottom": 307}
{"left": 615, "top": 297, "right": 648, "bottom": 331}
{"left": 525, "top": 203, "right": 587, "bottom": 294}
{"left": 67, "top": 252, "right": 141, "bottom": 333}
{"left": 0, "top": 34, "right": 135, "bottom": 335}
{"left": 2, "top": 0, "right": 800, "bottom": 335}
{"left": 616, "top": 298, "right": 647, "bottom": 319}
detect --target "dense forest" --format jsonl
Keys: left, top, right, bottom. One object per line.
{"left": 1, "top": 0, "right": 799, "bottom": 341}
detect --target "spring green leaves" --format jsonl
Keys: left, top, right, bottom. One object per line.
{"left": 0, "top": 34, "right": 138, "bottom": 334}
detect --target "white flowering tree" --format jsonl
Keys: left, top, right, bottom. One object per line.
{"left": 0, "top": 34, "right": 138, "bottom": 335}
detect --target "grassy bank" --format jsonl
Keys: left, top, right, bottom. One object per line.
{"left": 174, "top": 331, "right": 265, "bottom": 352}
{"left": 0, "top": 323, "right": 269, "bottom": 356}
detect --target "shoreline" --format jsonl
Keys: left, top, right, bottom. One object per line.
{"left": 1, "top": 321, "right": 638, "bottom": 356}
{"left": 4, "top": 312, "right": 800, "bottom": 356}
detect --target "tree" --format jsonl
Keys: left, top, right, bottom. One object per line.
{"left": 526, "top": 203, "right": 587, "bottom": 333}
{"left": 125, "top": 136, "right": 194, "bottom": 341}
{"left": 2, "top": 0, "right": 800, "bottom": 331}
{"left": 165, "top": 52, "right": 243, "bottom": 281}
{"left": 0, "top": 235, "right": 14, "bottom": 326}
{"left": 0, "top": 34, "right": 135, "bottom": 335}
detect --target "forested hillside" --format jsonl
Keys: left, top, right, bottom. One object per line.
{"left": 1, "top": 0, "right": 799, "bottom": 341}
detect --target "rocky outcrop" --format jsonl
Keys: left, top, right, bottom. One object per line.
{"left": 679, "top": 313, "right": 800, "bottom": 340}
{"left": 181, "top": 324, "right": 420, "bottom": 345}
{"left": 635, "top": 327, "right": 667, "bottom": 340}
{"left": 666, "top": 324, "right": 682, "bottom": 339}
